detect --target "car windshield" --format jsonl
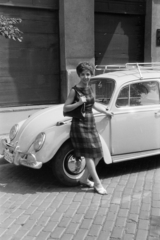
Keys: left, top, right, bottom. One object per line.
{"left": 90, "top": 78, "right": 115, "bottom": 105}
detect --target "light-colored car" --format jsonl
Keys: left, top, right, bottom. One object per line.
{"left": 1, "top": 63, "right": 160, "bottom": 186}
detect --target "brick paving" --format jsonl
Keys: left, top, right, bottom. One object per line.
{"left": 0, "top": 155, "right": 160, "bottom": 240}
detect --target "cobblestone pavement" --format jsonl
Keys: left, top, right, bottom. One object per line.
{"left": 0, "top": 155, "right": 160, "bottom": 240}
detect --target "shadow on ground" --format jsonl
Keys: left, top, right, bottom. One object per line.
{"left": 150, "top": 216, "right": 160, "bottom": 238}
{"left": 0, "top": 155, "right": 159, "bottom": 195}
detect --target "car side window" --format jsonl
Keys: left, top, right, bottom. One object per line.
{"left": 116, "top": 81, "right": 160, "bottom": 107}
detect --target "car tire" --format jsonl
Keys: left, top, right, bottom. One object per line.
{"left": 52, "top": 139, "right": 86, "bottom": 187}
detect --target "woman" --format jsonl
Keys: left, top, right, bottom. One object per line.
{"left": 63, "top": 62, "right": 112, "bottom": 195}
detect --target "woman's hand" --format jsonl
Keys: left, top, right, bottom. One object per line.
{"left": 78, "top": 96, "right": 86, "bottom": 105}
{"left": 93, "top": 102, "right": 113, "bottom": 117}
{"left": 106, "top": 110, "right": 113, "bottom": 117}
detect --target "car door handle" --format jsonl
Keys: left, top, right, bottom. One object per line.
{"left": 155, "top": 111, "right": 160, "bottom": 116}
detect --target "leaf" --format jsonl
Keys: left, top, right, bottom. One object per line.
{"left": 0, "top": 15, "right": 23, "bottom": 41}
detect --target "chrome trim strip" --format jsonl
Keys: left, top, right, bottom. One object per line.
{"left": 113, "top": 108, "right": 160, "bottom": 115}
{"left": 112, "top": 149, "right": 160, "bottom": 163}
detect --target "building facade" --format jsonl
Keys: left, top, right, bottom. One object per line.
{"left": 0, "top": 0, "right": 159, "bottom": 108}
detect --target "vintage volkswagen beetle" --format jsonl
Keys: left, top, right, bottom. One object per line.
{"left": 1, "top": 63, "right": 160, "bottom": 186}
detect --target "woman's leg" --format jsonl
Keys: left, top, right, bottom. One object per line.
{"left": 85, "top": 158, "right": 101, "bottom": 185}
{"left": 80, "top": 157, "right": 102, "bottom": 183}
{"left": 85, "top": 158, "right": 107, "bottom": 195}
{"left": 95, "top": 157, "right": 102, "bottom": 167}
{"left": 79, "top": 157, "right": 107, "bottom": 194}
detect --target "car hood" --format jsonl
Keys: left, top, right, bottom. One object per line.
{"left": 14, "top": 104, "right": 69, "bottom": 150}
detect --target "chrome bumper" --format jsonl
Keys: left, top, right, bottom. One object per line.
{"left": 0, "top": 138, "right": 42, "bottom": 169}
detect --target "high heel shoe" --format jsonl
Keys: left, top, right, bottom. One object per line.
{"left": 79, "top": 180, "right": 94, "bottom": 188}
{"left": 94, "top": 185, "right": 107, "bottom": 195}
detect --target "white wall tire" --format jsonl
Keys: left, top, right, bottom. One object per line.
{"left": 52, "top": 140, "right": 86, "bottom": 186}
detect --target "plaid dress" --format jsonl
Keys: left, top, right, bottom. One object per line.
{"left": 70, "top": 85, "right": 103, "bottom": 159}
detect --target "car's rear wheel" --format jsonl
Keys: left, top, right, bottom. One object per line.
{"left": 52, "top": 140, "right": 86, "bottom": 186}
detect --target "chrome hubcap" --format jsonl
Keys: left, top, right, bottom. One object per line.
{"left": 63, "top": 150, "right": 86, "bottom": 178}
{"left": 68, "top": 156, "right": 86, "bottom": 174}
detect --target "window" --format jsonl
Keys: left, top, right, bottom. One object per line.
{"left": 116, "top": 85, "right": 129, "bottom": 107}
{"left": 91, "top": 78, "right": 115, "bottom": 105}
{"left": 116, "top": 81, "right": 160, "bottom": 107}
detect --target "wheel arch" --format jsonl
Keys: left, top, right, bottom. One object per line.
{"left": 36, "top": 124, "right": 70, "bottom": 163}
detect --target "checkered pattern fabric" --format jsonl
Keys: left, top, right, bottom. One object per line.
{"left": 70, "top": 86, "right": 103, "bottom": 159}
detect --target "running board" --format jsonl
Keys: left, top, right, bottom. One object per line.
{"left": 112, "top": 149, "right": 160, "bottom": 163}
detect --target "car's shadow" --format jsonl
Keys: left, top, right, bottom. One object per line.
{"left": 0, "top": 155, "right": 159, "bottom": 195}
{"left": 97, "top": 154, "right": 160, "bottom": 178}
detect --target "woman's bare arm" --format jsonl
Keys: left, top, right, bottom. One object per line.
{"left": 93, "top": 102, "right": 113, "bottom": 116}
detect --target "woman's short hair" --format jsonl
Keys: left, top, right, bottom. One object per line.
{"left": 76, "top": 62, "right": 95, "bottom": 76}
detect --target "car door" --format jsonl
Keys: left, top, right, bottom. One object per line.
{"left": 111, "top": 80, "right": 160, "bottom": 155}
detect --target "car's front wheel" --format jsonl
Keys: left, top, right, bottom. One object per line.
{"left": 52, "top": 140, "right": 86, "bottom": 186}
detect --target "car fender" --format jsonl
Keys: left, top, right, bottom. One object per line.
{"left": 35, "top": 123, "right": 71, "bottom": 163}
{"left": 99, "top": 134, "right": 112, "bottom": 164}
{"left": 35, "top": 123, "right": 112, "bottom": 165}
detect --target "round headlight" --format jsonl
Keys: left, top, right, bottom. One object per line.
{"left": 34, "top": 132, "right": 45, "bottom": 152}
{"left": 9, "top": 124, "right": 19, "bottom": 141}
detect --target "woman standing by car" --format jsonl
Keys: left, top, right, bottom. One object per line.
{"left": 63, "top": 62, "right": 112, "bottom": 195}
